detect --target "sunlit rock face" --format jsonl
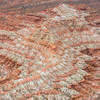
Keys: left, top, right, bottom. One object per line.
{"left": 0, "top": 3, "right": 100, "bottom": 100}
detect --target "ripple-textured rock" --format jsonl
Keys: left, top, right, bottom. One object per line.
{"left": 0, "top": 3, "right": 100, "bottom": 100}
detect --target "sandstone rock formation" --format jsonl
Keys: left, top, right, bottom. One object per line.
{"left": 0, "top": 3, "right": 100, "bottom": 100}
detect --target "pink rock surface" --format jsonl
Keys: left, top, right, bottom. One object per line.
{"left": 0, "top": 2, "right": 100, "bottom": 100}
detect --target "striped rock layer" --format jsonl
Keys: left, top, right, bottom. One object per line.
{"left": 0, "top": 4, "right": 100, "bottom": 100}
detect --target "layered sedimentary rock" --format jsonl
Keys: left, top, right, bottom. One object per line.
{"left": 0, "top": 0, "right": 100, "bottom": 13}
{"left": 0, "top": 3, "right": 100, "bottom": 100}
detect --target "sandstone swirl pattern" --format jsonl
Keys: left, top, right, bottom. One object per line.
{"left": 0, "top": 4, "right": 100, "bottom": 100}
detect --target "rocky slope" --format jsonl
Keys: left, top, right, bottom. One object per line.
{"left": 0, "top": 0, "right": 100, "bottom": 13}
{"left": 0, "top": 3, "right": 100, "bottom": 100}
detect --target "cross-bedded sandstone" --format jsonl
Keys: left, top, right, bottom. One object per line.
{"left": 0, "top": 3, "right": 100, "bottom": 100}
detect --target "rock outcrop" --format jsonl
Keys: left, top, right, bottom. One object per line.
{"left": 0, "top": 3, "right": 100, "bottom": 100}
